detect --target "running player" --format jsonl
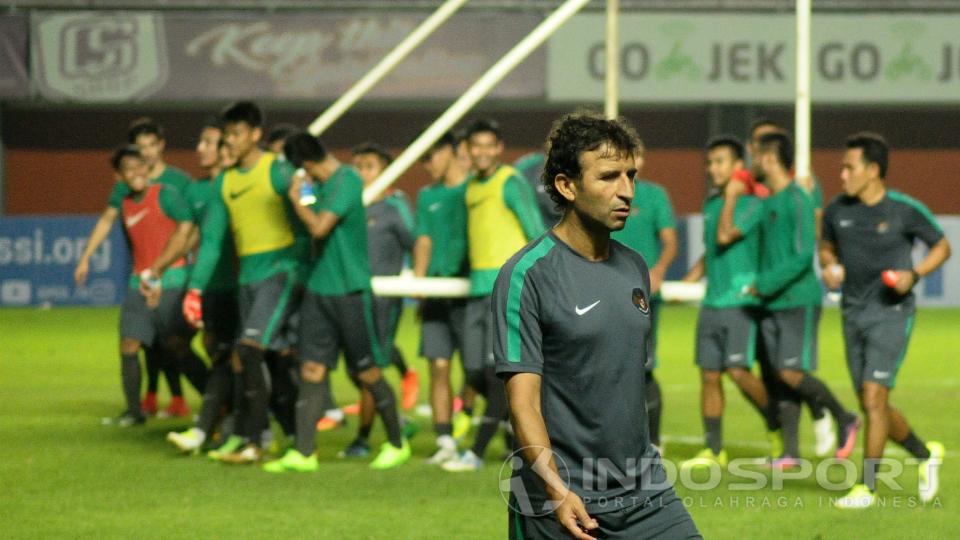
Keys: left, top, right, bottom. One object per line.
{"left": 183, "top": 101, "right": 306, "bottom": 463}
{"left": 166, "top": 118, "right": 243, "bottom": 453}
{"left": 610, "top": 137, "right": 677, "bottom": 452}
{"left": 413, "top": 131, "right": 470, "bottom": 464}
{"left": 99, "top": 145, "right": 196, "bottom": 426}
{"left": 823, "top": 132, "right": 949, "bottom": 508}
{"left": 263, "top": 132, "right": 410, "bottom": 472}
{"left": 443, "top": 119, "right": 545, "bottom": 472}
{"left": 748, "top": 131, "right": 859, "bottom": 467}
{"left": 353, "top": 143, "right": 419, "bottom": 411}
{"left": 496, "top": 111, "right": 699, "bottom": 539}
{"left": 681, "top": 136, "right": 779, "bottom": 469}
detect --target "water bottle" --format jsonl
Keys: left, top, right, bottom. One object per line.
{"left": 297, "top": 169, "right": 316, "bottom": 206}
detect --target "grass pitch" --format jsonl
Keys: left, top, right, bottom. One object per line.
{"left": 1, "top": 305, "right": 957, "bottom": 538}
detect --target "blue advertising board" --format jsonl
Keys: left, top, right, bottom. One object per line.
{"left": 0, "top": 215, "right": 130, "bottom": 306}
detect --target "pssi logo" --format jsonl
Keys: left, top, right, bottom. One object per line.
{"left": 34, "top": 13, "right": 168, "bottom": 101}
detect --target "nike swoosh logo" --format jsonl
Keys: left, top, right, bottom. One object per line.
{"left": 839, "top": 220, "right": 853, "bottom": 227}
{"left": 229, "top": 184, "right": 255, "bottom": 200}
{"left": 873, "top": 371, "right": 890, "bottom": 378}
{"left": 428, "top": 202, "right": 442, "bottom": 212}
{"left": 125, "top": 209, "right": 149, "bottom": 228}
{"left": 575, "top": 300, "right": 600, "bottom": 316}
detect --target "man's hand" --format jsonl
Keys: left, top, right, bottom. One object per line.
{"left": 887, "top": 269, "right": 917, "bottom": 296}
{"left": 288, "top": 169, "right": 307, "bottom": 204}
{"left": 726, "top": 171, "right": 750, "bottom": 198}
{"left": 649, "top": 266, "right": 665, "bottom": 296}
{"left": 823, "top": 264, "right": 845, "bottom": 291}
{"left": 182, "top": 288, "right": 204, "bottom": 329}
{"left": 74, "top": 259, "right": 90, "bottom": 286}
{"left": 551, "top": 489, "right": 598, "bottom": 540}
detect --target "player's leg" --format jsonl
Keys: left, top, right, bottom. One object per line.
{"left": 723, "top": 308, "right": 778, "bottom": 434}
{"left": 157, "top": 288, "right": 208, "bottom": 418}
{"left": 265, "top": 349, "right": 298, "bottom": 444}
{"left": 420, "top": 298, "right": 459, "bottom": 463}
{"left": 755, "top": 311, "right": 788, "bottom": 458}
{"left": 105, "top": 291, "right": 153, "bottom": 426}
{"left": 683, "top": 307, "right": 727, "bottom": 468}
{"left": 457, "top": 296, "right": 489, "bottom": 438}
{"left": 142, "top": 346, "right": 160, "bottom": 416}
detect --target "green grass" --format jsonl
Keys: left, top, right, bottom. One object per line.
{"left": 1, "top": 306, "right": 958, "bottom": 538}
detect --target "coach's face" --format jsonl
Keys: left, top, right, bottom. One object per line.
{"left": 565, "top": 144, "right": 636, "bottom": 231}
{"left": 841, "top": 147, "right": 874, "bottom": 197}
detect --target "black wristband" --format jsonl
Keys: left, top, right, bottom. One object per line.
{"left": 910, "top": 270, "right": 921, "bottom": 285}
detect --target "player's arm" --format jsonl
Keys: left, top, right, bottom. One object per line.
{"left": 74, "top": 206, "right": 118, "bottom": 285}
{"left": 286, "top": 171, "right": 340, "bottom": 239}
{"left": 649, "top": 187, "right": 677, "bottom": 295}
{"left": 187, "top": 179, "right": 228, "bottom": 294}
{"left": 894, "top": 203, "right": 952, "bottom": 294}
{"left": 148, "top": 188, "right": 196, "bottom": 279}
{"left": 504, "top": 176, "right": 547, "bottom": 241}
{"left": 683, "top": 255, "right": 705, "bottom": 282}
{"left": 412, "top": 193, "right": 432, "bottom": 277}
{"left": 717, "top": 179, "right": 748, "bottom": 245}
{"left": 392, "top": 198, "right": 417, "bottom": 252}
{"left": 755, "top": 191, "right": 816, "bottom": 297}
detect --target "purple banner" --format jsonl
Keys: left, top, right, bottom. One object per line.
{"left": 0, "top": 15, "right": 30, "bottom": 99}
{"left": 32, "top": 11, "right": 545, "bottom": 103}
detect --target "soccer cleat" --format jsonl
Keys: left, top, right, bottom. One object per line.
{"left": 813, "top": 411, "right": 836, "bottom": 458}
{"left": 263, "top": 449, "right": 319, "bottom": 473}
{"left": 316, "top": 415, "right": 345, "bottom": 432}
{"left": 834, "top": 484, "right": 876, "bottom": 509}
{"left": 426, "top": 443, "right": 459, "bottom": 466}
{"left": 207, "top": 435, "right": 244, "bottom": 461}
{"left": 369, "top": 439, "right": 411, "bottom": 470}
{"left": 140, "top": 392, "right": 158, "bottom": 416}
{"left": 101, "top": 411, "right": 146, "bottom": 427}
{"left": 158, "top": 396, "right": 191, "bottom": 419}
{"left": 835, "top": 416, "right": 861, "bottom": 460}
{"left": 452, "top": 411, "right": 472, "bottom": 441}
{"left": 167, "top": 428, "right": 205, "bottom": 454}
{"left": 767, "top": 455, "right": 801, "bottom": 470}
{"left": 342, "top": 402, "right": 361, "bottom": 416}
{"left": 767, "top": 430, "right": 784, "bottom": 459}
{"left": 401, "top": 369, "right": 420, "bottom": 411}
{"left": 218, "top": 443, "right": 263, "bottom": 464}
{"left": 919, "top": 441, "right": 945, "bottom": 503}
{"left": 338, "top": 438, "right": 371, "bottom": 458}
{"left": 680, "top": 448, "right": 728, "bottom": 471}
{"left": 442, "top": 450, "right": 483, "bottom": 472}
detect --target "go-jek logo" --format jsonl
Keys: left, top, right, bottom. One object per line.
{"left": 33, "top": 13, "right": 168, "bottom": 102}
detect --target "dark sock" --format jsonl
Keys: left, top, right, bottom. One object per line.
{"left": 237, "top": 344, "right": 269, "bottom": 446}
{"left": 704, "top": 416, "right": 722, "bottom": 455}
{"left": 120, "top": 353, "right": 142, "bottom": 416}
{"left": 229, "top": 372, "right": 245, "bottom": 438}
{"left": 808, "top": 402, "right": 826, "bottom": 421}
{"left": 435, "top": 422, "right": 453, "bottom": 437}
{"left": 267, "top": 354, "right": 298, "bottom": 437}
{"left": 294, "top": 380, "right": 328, "bottom": 456}
{"left": 739, "top": 386, "right": 781, "bottom": 432}
{"left": 179, "top": 351, "right": 210, "bottom": 394}
{"left": 463, "top": 406, "right": 474, "bottom": 417}
{"left": 472, "top": 370, "right": 507, "bottom": 457}
{"left": 145, "top": 347, "right": 160, "bottom": 394}
{"left": 365, "top": 378, "right": 403, "bottom": 448}
{"left": 645, "top": 371, "right": 662, "bottom": 447}
{"left": 358, "top": 424, "right": 373, "bottom": 441}
{"left": 795, "top": 375, "right": 853, "bottom": 424}
{"left": 319, "top": 376, "right": 336, "bottom": 412}
{"left": 863, "top": 458, "right": 880, "bottom": 491}
{"left": 898, "top": 431, "right": 931, "bottom": 460}
{"left": 779, "top": 400, "right": 801, "bottom": 457}
{"left": 391, "top": 346, "right": 408, "bottom": 376}
{"left": 197, "top": 360, "right": 232, "bottom": 435}
{"left": 466, "top": 370, "right": 487, "bottom": 397}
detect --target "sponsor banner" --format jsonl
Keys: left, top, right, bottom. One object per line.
{"left": 31, "top": 11, "right": 544, "bottom": 103}
{"left": 0, "top": 216, "right": 130, "bottom": 306}
{"left": 0, "top": 15, "right": 30, "bottom": 99}
{"left": 549, "top": 14, "right": 960, "bottom": 103}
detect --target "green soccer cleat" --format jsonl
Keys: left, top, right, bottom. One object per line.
{"left": 919, "top": 441, "right": 945, "bottom": 503}
{"left": 681, "top": 448, "right": 728, "bottom": 471}
{"left": 207, "top": 435, "right": 244, "bottom": 461}
{"left": 369, "top": 439, "right": 411, "bottom": 470}
{"left": 834, "top": 483, "right": 876, "bottom": 510}
{"left": 452, "top": 411, "right": 472, "bottom": 441}
{"left": 263, "top": 449, "right": 319, "bottom": 473}
{"left": 767, "top": 429, "right": 784, "bottom": 459}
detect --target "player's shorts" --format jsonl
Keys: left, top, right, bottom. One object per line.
{"left": 119, "top": 286, "right": 192, "bottom": 346}
{"left": 646, "top": 298, "right": 662, "bottom": 371}
{"left": 508, "top": 487, "right": 701, "bottom": 540}
{"left": 695, "top": 306, "right": 757, "bottom": 372}
{"left": 842, "top": 301, "right": 915, "bottom": 390}
{"left": 759, "top": 305, "right": 820, "bottom": 372}
{"left": 237, "top": 269, "right": 300, "bottom": 351}
{"left": 371, "top": 294, "right": 403, "bottom": 357}
{"left": 201, "top": 290, "right": 240, "bottom": 352}
{"left": 420, "top": 298, "right": 466, "bottom": 361}
{"left": 298, "top": 290, "right": 383, "bottom": 375}
{"left": 462, "top": 295, "right": 494, "bottom": 372}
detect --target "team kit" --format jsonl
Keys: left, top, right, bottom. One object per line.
{"left": 76, "top": 103, "right": 948, "bottom": 537}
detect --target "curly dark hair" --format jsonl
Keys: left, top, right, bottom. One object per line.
{"left": 542, "top": 110, "right": 639, "bottom": 209}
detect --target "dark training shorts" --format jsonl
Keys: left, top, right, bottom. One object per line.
{"left": 695, "top": 306, "right": 757, "bottom": 372}
{"left": 420, "top": 298, "right": 466, "bottom": 361}
{"left": 842, "top": 302, "right": 915, "bottom": 390}
{"left": 237, "top": 269, "right": 300, "bottom": 351}
{"left": 759, "top": 305, "right": 820, "bottom": 372}
{"left": 298, "top": 290, "right": 383, "bottom": 375}
{"left": 119, "top": 286, "right": 192, "bottom": 346}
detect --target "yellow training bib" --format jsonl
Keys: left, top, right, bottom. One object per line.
{"left": 466, "top": 165, "right": 527, "bottom": 272}
{"left": 222, "top": 152, "right": 294, "bottom": 256}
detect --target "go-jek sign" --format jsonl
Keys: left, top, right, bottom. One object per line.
{"left": 548, "top": 14, "right": 960, "bottom": 103}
